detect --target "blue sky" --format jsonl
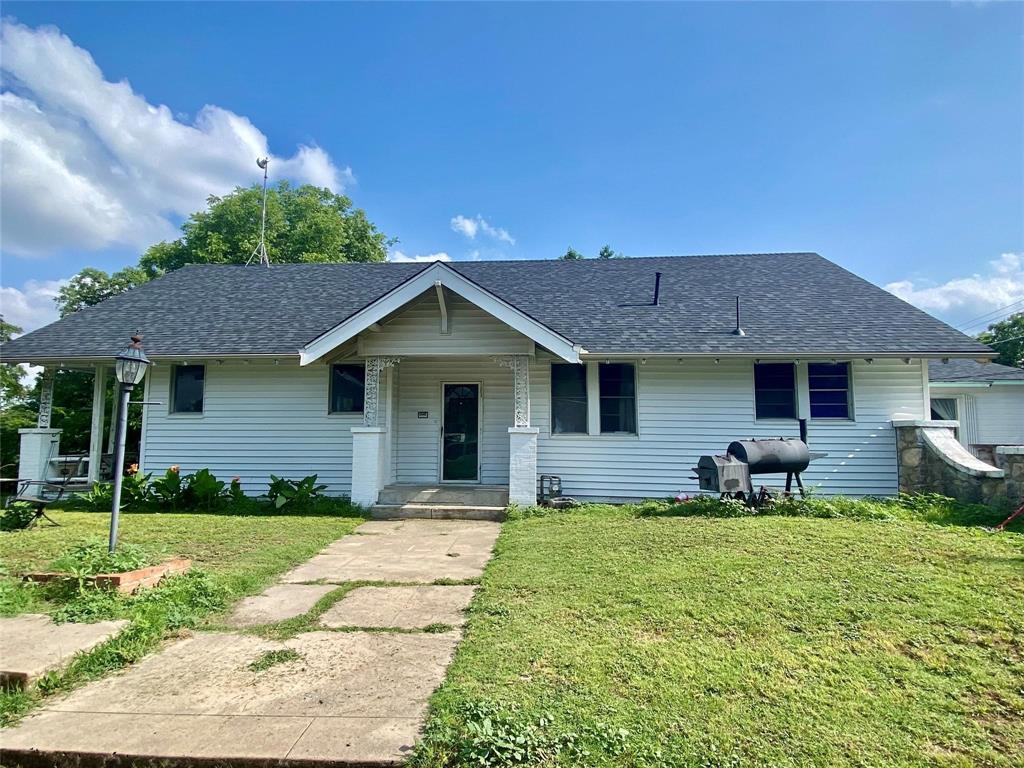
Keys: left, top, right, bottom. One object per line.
{"left": 1, "top": 1, "right": 1021, "bottom": 334}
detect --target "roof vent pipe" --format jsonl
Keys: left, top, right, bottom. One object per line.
{"left": 732, "top": 296, "right": 746, "bottom": 336}
{"left": 653, "top": 272, "right": 662, "bottom": 306}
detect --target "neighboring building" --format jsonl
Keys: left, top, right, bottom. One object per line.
{"left": 929, "top": 359, "right": 1024, "bottom": 461}
{"left": 0, "top": 253, "right": 994, "bottom": 504}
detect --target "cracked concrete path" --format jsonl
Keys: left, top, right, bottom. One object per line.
{"left": 1, "top": 519, "right": 501, "bottom": 767}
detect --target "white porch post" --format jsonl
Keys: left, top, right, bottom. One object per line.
{"left": 350, "top": 356, "right": 399, "bottom": 507}
{"left": 496, "top": 355, "right": 538, "bottom": 506}
{"left": 19, "top": 367, "right": 60, "bottom": 482}
{"left": 88, "top": 365, "right": 107, "bottom": 483}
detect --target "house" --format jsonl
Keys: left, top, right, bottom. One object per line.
{"left": 0, "top": 253, "right": 994, "bottom": 507}
{"left": 929, "top": 359, "right": 1024, "bottom": 462}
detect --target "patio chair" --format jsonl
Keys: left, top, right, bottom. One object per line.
{"left": 6, "top": 455, "right": 85, "bottom": 528}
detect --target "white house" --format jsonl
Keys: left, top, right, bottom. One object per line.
{"left": 929, "top": 359, "right": 1024, "bottom": 461}
{"left": 1, "top": 253, "right": 994, "bottom": 507}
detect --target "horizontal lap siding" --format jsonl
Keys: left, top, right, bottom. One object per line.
{"left": 933, "top": 386, "right": 1024, "bottom": 446}
{"left": 395, "top": 359, "right": 514, "bottom": 484}
{"left": 141, "top": 362, "right": 357, "bottom": 496}
{"left": 534, "top": 358, "right": 925, "bottom": 500}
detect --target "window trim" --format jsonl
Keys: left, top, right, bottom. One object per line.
{"left": 328, "top": 363, "right": 366, "bottom": 415}
{"left": 752, "top": 361, "right": 798, "bottom": 421}
{"left": 550, "top": 363, "right": 589, "bottom": 435}
{"left": 549, "top": 361, "right": 641, "bottom": 438}
{"left": 169, "top": 363, "right": 205, "bottom": 416}
{"left": 597, "top": 361, "right": 638, "bottom": 436}
{"left": 807, "top": 361, "right": 855, "bottom": 421}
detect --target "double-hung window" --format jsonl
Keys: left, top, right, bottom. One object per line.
{"left": 754, "top": 362, "right": 796, "bottom": 419}
{"left": 330, "top": 364, "right": 365, "bottom": 413}
{"left": 808, "top": 362, "right": 852, "bottom": 419}
{"left": 170, "top": 364, "right": 205, "bottom": 414}
{"left": 598, "top": 363, "right": 637, "bottom": 434}
{"left": 551, "top": 364, "right": 587, "bottom": 434}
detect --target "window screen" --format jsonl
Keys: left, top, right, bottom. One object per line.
{"left": 808, "top": 362, "right": 852, "bottom": 419}
{"left": 171, "top": 365, "right": 205, "bottom": 414}
{"left": 598, "top": 363, "right": 637, "bottom": 434}
{"left": 551, "top": 364, "right": 587, "bottom": 434}
{"left": 754, "top": 363, "right": 796, "bottom": 419}
{"left": 330, "top": 364, "right": 365, "bottom": 413}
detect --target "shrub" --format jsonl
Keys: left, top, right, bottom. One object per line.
{"left": 120, "top": 467, "right": 153, "bottom": 506}
{"left": 186, "top": 468, "right": 227, "bottom": 510}
{"left": 267, "top": 474, "right": 328, "bottom": 510}
{"left": 1, "top": 502, "right": 37, "bottom": 531}
{"left": 228, "top": 476, "right": 246, "bottom": 504}
{"left": 50, "top": 539, "right": 155, "bottom": 577}
{"left": 76, "top": 482, "right": 114, "bottom": 511}
{"left": 151, "top": 466, "right": 186, "bottom": 510}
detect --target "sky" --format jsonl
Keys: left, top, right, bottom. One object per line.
{"left": 1, "top": 1, "right": 1022, "bottom": 338}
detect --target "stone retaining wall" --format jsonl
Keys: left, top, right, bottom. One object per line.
{"left": 895, "top": 420, "right": 1023, "bottom": 505}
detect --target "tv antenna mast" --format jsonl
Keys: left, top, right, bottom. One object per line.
{"left": 246, "top": 157, "right": 271, "bottom": 266}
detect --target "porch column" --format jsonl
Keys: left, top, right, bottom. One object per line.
{"left": 495, "top": 355, "right": 537, "bottom": 506}
{"left": 18, "top": 367, "right": 60, "bottom": 482}
{"left": 88, "top": 365, "right": 108, "bottom": 483}
{"left": 350, "top": 356, "right": 400, "bottom": 507}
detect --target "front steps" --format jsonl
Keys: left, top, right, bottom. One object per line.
{"left": 372, "top": 484, "right": 509, "bottom": 521}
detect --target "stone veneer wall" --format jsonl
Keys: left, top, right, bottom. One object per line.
{"left": 895, "top": 421, "right": 1023, "bottom": 505}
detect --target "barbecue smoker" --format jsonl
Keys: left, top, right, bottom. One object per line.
{"left": 692, "top": 422, "right": 824, "bottom": 505}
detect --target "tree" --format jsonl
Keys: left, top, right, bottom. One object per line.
{"left": 560, "top": 247, "right": 584, "bottom": 261}
{"left": 56, "top": 267, "right": 150, "bottom": 318}
{"left": 0, "top": 316, "right": 26, "bottom": 405}
{"left": 977, "top": 312, "right": 1024, "bottom": 368}
{"left": 57, "top": 182, "right": 394, "bottom": 315}
{"left": 598, "top": 245, "right": 622, "bottom": 259}
{"left": 0, "top": 315, "right": 34, "bottom": 472}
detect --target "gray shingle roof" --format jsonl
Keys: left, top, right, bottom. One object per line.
{"left": 0, "top": 253, "right": 993, "bottom": 361}
{"left": 929, "top": 359, "right": 1024, "bottom": 383}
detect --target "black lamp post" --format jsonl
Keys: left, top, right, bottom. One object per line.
{"left": 109, "top": 334, "right": 151, "bottom": 552}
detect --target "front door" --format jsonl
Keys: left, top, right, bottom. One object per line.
{"left": 442, "top": 383, "right": 480, "bottom": 482}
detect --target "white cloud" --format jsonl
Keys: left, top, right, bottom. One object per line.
{"left": 450, "top": 214, "right": 515, "bottom": 245}
{"left": 388, "top": 250, "right": 452, "bottom": 263}
{"left": 885, "top": 252, "right": 1024, "bottom": 330}
{"left": 0, "top": 20, "right": 351, "bottom": 258}
{"left": 0, "top": 277, "right": 66, "bottom": 333}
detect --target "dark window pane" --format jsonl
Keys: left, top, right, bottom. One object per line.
{"left": 754, "top": 363, "right": 796, "bottom": 420}
{"left": 808, "top": 362, "right": 851, "bottom": 419}
{"left": 171, "top": 365, "right": 204, "bottom": 414}
{"left": 330, "top": 364, "right": 365, "bottom": 413}
{"left": 599, "top": 363, "right": 637, "bottom": 433}
{"left": 551, "top": 364, "right": 587, "bottom": 434}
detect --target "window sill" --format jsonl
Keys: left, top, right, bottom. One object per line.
{"left": 168, "top": 412, "right": 204, "bottom": 418}
{"left": 548, "top": 432, "right": 640, "bottom": 440}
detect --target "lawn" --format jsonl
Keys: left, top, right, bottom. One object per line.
{"left": 416, "top": 504, "right": 1024, "bottom": 767}
{"left": 0, "top": 507, "right": 365, "bottom": 724}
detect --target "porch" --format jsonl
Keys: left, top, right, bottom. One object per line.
{"left": 349, "top": 354, "right": 537, "bottom": 509}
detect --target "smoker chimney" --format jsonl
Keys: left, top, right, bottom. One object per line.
{"left": 653, "top": 272, "right": 662, "bottom": 306}
{"left": 732, "top": 296, "right": 746, "bottom": 336}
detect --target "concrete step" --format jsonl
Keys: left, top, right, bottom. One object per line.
{"left": 377, "top": 484, "right": 509, "bottom": 507}
{"left": 371, "top": 504, "right": 506, "bottom": 522}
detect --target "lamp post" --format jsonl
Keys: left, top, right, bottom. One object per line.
{"left": 109, "top": 334, "right": 151, "bottom": 552}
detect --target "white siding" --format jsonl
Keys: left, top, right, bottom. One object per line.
{"left": 393, "top": 358, "right": 514, "bottom": 484}
{"left": 533, "top": 357, "right": 927, "bottom": 500}
{"left": 358, "top": 289, "right": 533, "bottom": 357}
{"left": 142, "top": 360, "right": 359, "bottom": 496}
{"left": 932, "top": 386, "right": 1024, "bottom": 446}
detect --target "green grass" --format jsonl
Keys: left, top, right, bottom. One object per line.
{"left": 0, "top": 507, "right": 365, "bottom": 726}
{"left": 415, "top": 504, "right": 1024, "bottom": 767}
{"left": 248, "top": 648, "right": 302, "bottom": 672}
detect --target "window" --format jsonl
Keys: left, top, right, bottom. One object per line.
{"left": 551, "top": 364, "right": 587, "bottom": 434}
{"left": 599, "top": 363, "right": 637, "bottom": 434}
{"left": 808, "top": 362, "right": 852, "bottom": 419}
{"left": 330, "top": 364, "right": 365, "bottom": 413}
{"left": 171, "top": 365, "right": 204, "bottom": 414}
{"left": 754, "top": 362, "right": 796, "bottom": 419}
{"left": 930, "top": 398, "right": 958, "bottom": 421}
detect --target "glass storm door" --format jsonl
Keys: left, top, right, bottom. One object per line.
{"left": 442, "top": 384, "right": 480, "bottom": 481}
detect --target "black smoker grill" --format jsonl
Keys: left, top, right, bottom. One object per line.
{"left": 692, "top": 421, "right": 825, "bottom": 502}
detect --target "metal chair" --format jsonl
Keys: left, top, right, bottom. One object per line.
{"left": 6, "top": 456, "right": 85, "bottom": 528}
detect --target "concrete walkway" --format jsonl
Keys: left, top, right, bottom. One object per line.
{"left": 1, "top": 519, "right": 501, "bottom": 767}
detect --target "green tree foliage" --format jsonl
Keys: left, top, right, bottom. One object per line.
{"left": 55, "top": 182, "right": 393, "bottom": 317}
{"left": 560, "top": 247, "right": 584, "bottom": 261}
{"left": 56, "top": 267, "right": 150, "bottom": 318}
{"left": 0, "top": 317, "right": 27, "bottom": 405}
{"left": 977, "top": 312, "right": 1023, "bottom": 368}
{"left": 0, "top": 317, "right": 35, "bottom": 473}
{"left": 598, "top": 245, "right": 623, "bottom": 259}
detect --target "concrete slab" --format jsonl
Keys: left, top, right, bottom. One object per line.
{"left": 280, "top": 519, "right": 500, "bottom": 584}
{"left": 0, "top": 614, "right": 128, "bottom": 688}
{"left": 1, "top": 630, "right": 460, "bottom": 764}
{"left": 321, "top": 585, "right": 477, "bottom": 629}
{"left": 227, "top": 583, "right": 336, "bottom": 627}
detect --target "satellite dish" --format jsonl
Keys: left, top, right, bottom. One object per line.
{"left": 257, "top": 157, "right": 269, "bottom": 170}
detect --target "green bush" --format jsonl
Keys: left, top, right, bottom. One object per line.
{"left": 150, "top": 466, "right": 187, "bottom": 509}
{"left": 187, "top": 468, "right": 227, "bottom": 510}
{"left": 267, "top": 474, "right": 328, "bottom": 510}
{"left": 76, "top": 482, "right": 114, "bottom": 511}
{"left": 1, "top": 502, "right": 37, "bottom": 531}
{"left": 50, "top": 539, "right": 155, "bottom": 577}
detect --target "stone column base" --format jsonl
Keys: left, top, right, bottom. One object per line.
{"left": 508, "top": 427, "right": 539, "bottom": 507}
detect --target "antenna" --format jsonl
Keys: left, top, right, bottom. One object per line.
{"left": 246, "top": 157, "right": 271, "bottom": 266}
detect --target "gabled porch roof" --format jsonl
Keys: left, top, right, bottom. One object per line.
{"left": 298, "top": 261, "right": 582, "bottom": 365}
